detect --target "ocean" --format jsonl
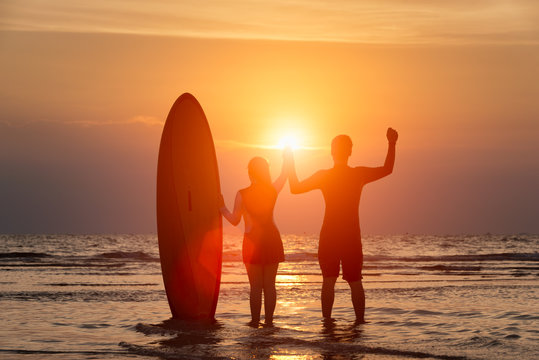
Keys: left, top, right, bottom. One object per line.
{"left": 0, "top": 233, "right": 538, "bottom": 359}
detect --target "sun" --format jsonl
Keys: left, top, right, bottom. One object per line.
{"left": 277, "top": 133, "right": 301, "bottom": 150}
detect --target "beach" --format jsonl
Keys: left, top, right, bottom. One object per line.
{"left": 1, "top": 233, "right": 538, "bottom": 359}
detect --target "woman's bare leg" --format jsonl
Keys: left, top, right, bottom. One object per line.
{"left": 262, "top": 263, "right": 279, "bottom": 324}
{"left": 245, "top": 263, "right": 263, "bottom": 324}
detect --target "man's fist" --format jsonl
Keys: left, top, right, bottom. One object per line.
{"left": 387, "top": 128, "right": 398, "bottom": 144}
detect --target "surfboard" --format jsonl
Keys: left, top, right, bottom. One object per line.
{"left": 156, "top": 93, "right": 222, "bottom": 320}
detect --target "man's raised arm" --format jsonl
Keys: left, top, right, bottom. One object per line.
{"left": 383, "top": 127, "right": 398, "bottom": 174}
{"left": 359, "top": 127, "right": 398, "bottom": 184}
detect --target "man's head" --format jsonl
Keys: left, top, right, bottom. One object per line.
{"left": 331, "top": 135, "right": 352, "bottom": 162}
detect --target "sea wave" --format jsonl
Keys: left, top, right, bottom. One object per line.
{"left": 95, "top": 251, "right": 159, "bottom": 261}
{"left": 365, "top": 253, "right": 539, "bottom": 263}
{"left": 2, "top": 250, "right": 538, "bottom": 269}
{"left": 0, "top": 262, "right": 125, "bottom": 268}
{"left": 0, "top": 349, "right": 126, "bottom": 356}
{"left": 44, "top": 282, "right": 159, "bottom": 287}
{"left": 0, "top": 289, "right": 164, "bottom": 302}
{"left": 419, "top": 265, "right": 483, "bottom": 271}
{"left": 0, "top": 252, "right": 51, "bottom": 259}
{"left": 0, "top": 250, "right": 161, "bottom": 268}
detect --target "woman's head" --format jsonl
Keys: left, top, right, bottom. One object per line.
{"left": 248, "top": 157, "right": 271, "bottom": 185}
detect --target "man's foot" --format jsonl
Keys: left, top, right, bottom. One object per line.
{"left": 354, "top": 318, "right": 368, "bottom": 325}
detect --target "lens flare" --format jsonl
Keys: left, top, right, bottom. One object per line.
{"left": 277, "top": 134, "right": 301, "bottom": 150}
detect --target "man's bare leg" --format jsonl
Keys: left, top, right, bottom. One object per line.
{"left": 321, "top": 276, "right": 338, "bottom": 319}
{"left": 348, "top": 280, "right": 365, "bottom": 323}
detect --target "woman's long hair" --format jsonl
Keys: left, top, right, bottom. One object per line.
{"left": 247, "top": 157, "right": 272, "bottom": 186}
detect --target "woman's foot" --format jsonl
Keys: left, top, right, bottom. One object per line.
{"left": 247, "top": 320, "right": 260, "bottom": 328}
{"left": 322, "top": 317, "right": 337, "bottom": 329}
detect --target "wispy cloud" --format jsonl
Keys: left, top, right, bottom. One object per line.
{"left": 0, "top": 116, "right": 163, "bottom": 128}
{"left": 1, "top": 0, "right": 538, "bottom": 44}
{"left": 215, "top": 139, "right": 327, "bottom": 151}
{"left": 64, "top": 116, "right": 164, "bottom": 127}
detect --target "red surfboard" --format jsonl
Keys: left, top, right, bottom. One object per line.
{"left": 156, "top": 93, "right": 222, "bottom": 320}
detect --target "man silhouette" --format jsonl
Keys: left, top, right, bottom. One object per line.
{"left": 286, "top": 128, "right": 398, "bottom": 323}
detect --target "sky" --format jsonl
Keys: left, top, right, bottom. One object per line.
{"left": 1, "top": 1, "right": 538, "bottom": 234}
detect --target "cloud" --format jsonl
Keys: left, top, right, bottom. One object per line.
{"left": 65, "top": 116, "right": 164, "bottom": 127}
{"left": 0, "top": 116, "right": 163, "bottom": 128}
{"left": 1, "top": 0, "right": 538, "bottom": 44}
{"left": 215, "top": 139, "right": 328, "bottom": 151}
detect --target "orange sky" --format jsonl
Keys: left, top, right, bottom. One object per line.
{"left": 1, "top": 2, "right": 538, "bottom": 234}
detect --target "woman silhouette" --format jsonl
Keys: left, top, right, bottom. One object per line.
{"left": 219, "top": 155, "right": 287, "bottom": 326}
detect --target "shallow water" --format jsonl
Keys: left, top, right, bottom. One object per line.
{"left": 1, "top": 234, "right": 538, "bottom": 359}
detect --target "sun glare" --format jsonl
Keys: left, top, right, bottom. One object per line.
{"left": 255, "top": 121, "right": 326, "bottom": 151}
{"left": 277, "top": 133, "right": 301, "bottom": 150}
